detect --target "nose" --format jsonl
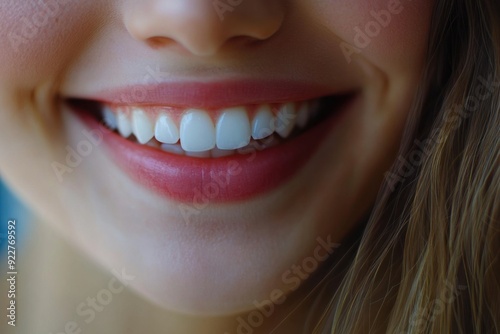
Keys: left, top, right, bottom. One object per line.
{"left": 124, "top": 0, "right": 285, "bottom": 57}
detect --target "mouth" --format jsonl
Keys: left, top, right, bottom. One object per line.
{"left": 66, "top": 81, "right": 357, "bottom": 204}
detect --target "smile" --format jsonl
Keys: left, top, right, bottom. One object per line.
{"left": 67, "top": 80, "right": 358, "bottom": 203}
{"left": 100, "top": 98, "right": 323, "bottom": 157}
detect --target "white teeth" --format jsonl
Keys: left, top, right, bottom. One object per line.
{"left": 117, "top": 111, "right": 132, "bottom": 138}
{"left": 107, "top": 98, "right": 321, "bottom": 156}
{"left": 146, "top": 139, "right": 159, "bottom": 148}
{"left": 252, "top": 105, "right": 275, "bottom": 140}
{"left": 296, "top": 102, "right": 309, "bottom": 129}
{"left": 216, "top": 107, "right": 251, "bottom": 150}
{"left": 159, "top": 144, "right": 235, "bottom": 158}
{"left": 275, "top": 102, "right": 297, "bottom": 138}
{"left": 180, "top": 109, "right": 216, "bottom": 152}
{"left": 155, "top": 114, "right": 180, "bottom": 144}
{"left": 103, "top": 106, "right": 117, "bottom": 130}
{"left": 132, "top": 109, "right": 155, "bottom": 144}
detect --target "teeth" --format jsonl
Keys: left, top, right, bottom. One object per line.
{"left": 117, "top": 111, "right": 132, "bottom": 138}
{"left": 132, "top": 109, "right": 155, "bottom": 144}
{"left": 105, "top": 98, "right": 322, "bottom": 156}
{"left": 180, "top": 109, "right": 216, "bottom": 152}
{"left": 186, "top": 150, "right": 211, "bottom": 158}
{"left": 160, "top": 143, "right": 185, "bottom": 155}
{"left": 252, "top": 105, "right": 275, "bottom": 140}
{"left": 160, "top": 144, "right": 234, "bottom": 159}
{"left": 216, "top": 107, "right": 251, "bottom": 150}
{"left": 103, "top": 106, "right": 117, "bottom": 130}
{"left": 275, "top": 102, "right": 297, "bottom": 138}
{"left": 211, "top": 147, "right": 235, "bottom": 158}
{"left": 155, "top": 114, "right": 180, "bottom": 144}
{"left": 237, "top": 134, "right": 281, "bottom": 154}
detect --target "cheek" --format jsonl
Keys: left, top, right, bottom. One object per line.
{"left": 0, "top": 1, "right": 105, "bottom": 84}
{"left": 317, "top": 0, "right": 434, "bottom": 71}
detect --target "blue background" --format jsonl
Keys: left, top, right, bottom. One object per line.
{"left": 0, "top": 180, "right": 30, "bottom": 259}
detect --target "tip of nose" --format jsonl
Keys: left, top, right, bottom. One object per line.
{"left": 125, "top": 2, "right": 285, "bottom": 58}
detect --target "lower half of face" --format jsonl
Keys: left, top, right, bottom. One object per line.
{"left": 0, "top": 0, "right": 432, "bottom": 315}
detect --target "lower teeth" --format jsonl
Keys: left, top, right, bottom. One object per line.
{"left": 133, "top": 133, "right": 283, "bottom": 159}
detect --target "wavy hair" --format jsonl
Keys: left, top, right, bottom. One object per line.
{"left": 313, "top": 0, "right": 500, "bottom": 332}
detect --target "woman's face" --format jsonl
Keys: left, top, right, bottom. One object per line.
{"left": 0, "top": 0, "right": 433, "bottom": 315}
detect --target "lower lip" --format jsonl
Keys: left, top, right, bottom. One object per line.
{"left": 75, "top": 98, "right": 354, "bottom": 204}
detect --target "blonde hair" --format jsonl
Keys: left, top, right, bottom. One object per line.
{"left": 315, "top": 0, "right": 500, "bottom": 332}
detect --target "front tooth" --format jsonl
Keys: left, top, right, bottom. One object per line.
{"left": 132, "top": 109, "right": 154, "bottom": 144}
{"left": 117, "top": 111, "right": 132, "bottom": 138}
{"left": 180, "top": 109, "right": 216, "bottom": 152}
{"left": 275, "top": 102, "right": 297, "bottom": 138}
{"left": 216, "top": 107, "right": 251, "bottom": 150}
{"left": 155, "top": 114, "right": 179, "bottom": 144}
{"left": 252, "top": 105, "right": 275, "bottom": 140}
{"left": 296, "top": 102, "right": 309, "bottom": 128}
{"left": 103, "top": 106, "right": 117, "bottom": 130}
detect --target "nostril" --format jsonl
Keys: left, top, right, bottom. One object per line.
{"left": 147, "top": 36, "right": 174, "bottom": 49}
{"left": 123, "top": 1, "right": 285, "bottom": 57}
{"left": 226, "top": 35, "right": 266, "bottom": 48}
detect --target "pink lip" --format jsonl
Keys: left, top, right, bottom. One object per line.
{"left": 74, "top": 98, "right": 354, "bottom": 204}
{"left": 69, "top": 80, "right": 356, "bottom": 203}
{"left": 86, "top": 80, "right": 338, "bottom": 109}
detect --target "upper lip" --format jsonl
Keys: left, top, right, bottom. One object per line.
{"left": 73, "top": 80, "right": 344, "bottom": 109}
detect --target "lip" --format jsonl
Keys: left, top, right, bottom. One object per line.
{"left": 68, "top": 80, "right": 357, "bottom": 204}
{"left": 82, "top": 80, "right": 343, "bottom": 109}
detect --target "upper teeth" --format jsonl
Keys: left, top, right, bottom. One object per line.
{"left": 103, "top": 100, "right": 320, "bottom": 153}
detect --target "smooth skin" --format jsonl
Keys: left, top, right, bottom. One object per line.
{"left": 0, "top": 0, "right": 433, "bottom": 332}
